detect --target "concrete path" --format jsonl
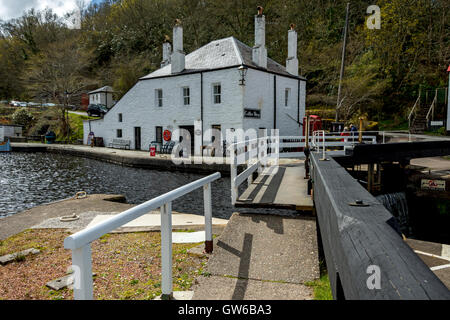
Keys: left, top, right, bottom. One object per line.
{"left": 236, "top": 163, "right": 313, "bottom": 211}
{"left": 405, "top": 238, "right": 450, "bottom": 290}
{"left": 191, "top": 213, "right": 319, "bottom": 300}
{"left": 410, "top": 157, "right": 450, "bottom": 171}
{"left": 0, "top": 194, "right": 133, "bottom": 240}
{"left": 86, "top": 213, "right": 228, "bottom": 233}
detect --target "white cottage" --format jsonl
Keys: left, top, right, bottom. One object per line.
{"left": 88, "top": 86, "right": 114, "bottom": 109}
{"left": 0, "top": 125, "right": 22, "bottom": 142}
{"left": 84, "top": 12, "right": 307, "bottom": 151}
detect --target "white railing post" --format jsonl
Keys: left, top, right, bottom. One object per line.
{"left": 160, "top": 202, "right": 173, "bottom": 300}
{"left": 72, "top": 244, "right": 93, "bottom": 300}
{"left": 383, "top": 131, "right": 385, "bottom": 144}
{"left": 230, "top": 152, "right": 237, "bottom": 205}
{"left": 203, "top": 182, "right": 213, "bottom": 253}
{"left": 321, "top": 131, "right": 326, "bottom": 160}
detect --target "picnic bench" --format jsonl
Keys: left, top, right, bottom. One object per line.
{"left": 108, "top": 138, "right": 131, "bottom": 150}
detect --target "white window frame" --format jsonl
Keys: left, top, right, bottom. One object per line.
{"left": 155, "top": 89, "right": 163, "bottom": 107}
{"left": 285, "top": 88, "right": 291, "bottom": 107}
{"left": 212, "top": 83, "right": 221, "bottom": 104}
{"left": 182, "top": 87, "right": 190, "bottom": 106}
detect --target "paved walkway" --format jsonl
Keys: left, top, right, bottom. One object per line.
{"left": 405, "top": 238, "right": 450, "bottom": 290}
{"left": 0, "top": 194, "right": 133, "bottom": 240}
{"left": 191, "top": 213, "right": 319, "bottom": 300}
{"left": 236, "top": 163, "right": 313, "bottom": 211}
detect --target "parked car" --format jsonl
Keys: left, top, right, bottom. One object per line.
{"left": 87, "top": 104, "right": 108, "bottom": 117}
{"left": 19, "top": 102, "right": 28, "bottom": 107}
{"left": 0, "top": 100, "right": 9, "bottom": 104}
{"left": 42, "top": 103, "right": 56, "bottom": 107}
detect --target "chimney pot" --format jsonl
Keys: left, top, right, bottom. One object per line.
{"left": 171, "top": 20, "right": 185, "bottom": 73}
{"left": 286, "top": 27, "right": 299, "bottom": 76}
{"left": 252, "top": 11, "right": 267, "bottom": 69}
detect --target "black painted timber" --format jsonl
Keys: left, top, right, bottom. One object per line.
{"left": 310, "top": 152, "right": 450, "bottom": 299}
{"left": 334, "top": 140, "right": 450, "bottom": 166}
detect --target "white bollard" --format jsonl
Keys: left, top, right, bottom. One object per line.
{"left": 160, "top": 202, "right": 173, "bottom": 299}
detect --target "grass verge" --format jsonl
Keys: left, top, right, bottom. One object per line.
{"left": 0, "top": 229, "right": 208, "bottom": 300}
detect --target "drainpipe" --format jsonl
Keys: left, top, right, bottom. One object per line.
{"left": 297, "top": 79, "right": 300, "bottom": 125}
{"left": 201, "top": 72, "right": 204, "bottom": 148}
{"left": 273, "top": 75, "right": 277, "bottom": 130}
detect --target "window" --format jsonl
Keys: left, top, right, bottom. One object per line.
{"left": 183, "top": 87, "right": 190, "bottom": 105}
{"left": 156, "top": 126, "right": 163, "bottom": 144}
{"left": 213, "top": 84, "right": 221, "bottom": 104}
{"left": 155, "top": 89, "right": 163, "bottom": 107}
{"left": 285, "top": 88, "right": 290, "bottom": 107}
{"left": 118, "top": 113, "right": 123, "bottom": 122}
{"left": 117, "top": 129, "right": 122, "bottom": 138}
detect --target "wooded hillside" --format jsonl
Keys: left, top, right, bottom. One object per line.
{"left": 0, "top": 0, "right": 448, "bottom": 122}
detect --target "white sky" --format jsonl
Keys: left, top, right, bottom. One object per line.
{"left": 0, "top": 0, "right": 93, "bottom": 21}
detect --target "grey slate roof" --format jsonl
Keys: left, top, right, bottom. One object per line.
{"left": 140, "top": 37, "right": 306, "bottom": 80}
{"left": 88, "top": 86, "right": 114, "bottom": 94}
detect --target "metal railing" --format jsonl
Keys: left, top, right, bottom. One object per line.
{"left": 228, "top": 131, "right": 379, "bottom": 204}
{"left": 64, "top": 172, "right": 221, "bottom": 300}
{"left": 426, "top": 95, "right": 437, "bottom": 124}
{"left": 408, "top": 96, "right": 421, "bottom": 130}
{"left": 229, "top": 136, "right": 279, "bottom": 205}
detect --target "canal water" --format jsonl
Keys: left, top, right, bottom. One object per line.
{"left": 0, "top": 152, "right": 235, "bottom": 219}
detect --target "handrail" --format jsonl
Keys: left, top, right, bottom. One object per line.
{"left": 64, "top": 172, "right": 221, "bottom": 300}
{"left": 408, "top": 96, "right": 420, "bottom": 121}
{"left": 408, "top": 96, "right": 421, "bottom": 130}
{"left": 426, "top": 95, "right": 437, "bottom": 123}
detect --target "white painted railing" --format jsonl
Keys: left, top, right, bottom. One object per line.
{"left": 229, "top": 136, "right": 278, "bottom": 205}
{"left": 64, "top": 172, "right": 221, "bottom": 300}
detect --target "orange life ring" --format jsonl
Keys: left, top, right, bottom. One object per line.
{"left": 163, "top": 130, "right": 171, "bottom": 141}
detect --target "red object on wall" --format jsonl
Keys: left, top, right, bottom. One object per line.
{"left": 447, "top": 65, "right": 450, "bottom": 72}
{"left": 163, "top": 130, "right": 172, "bottom": 141}
{"left": 303, "top": 115, "right": 322, "bottom": 136}
{"left": 149, "top": 146, "right": 156, "bottom": 157}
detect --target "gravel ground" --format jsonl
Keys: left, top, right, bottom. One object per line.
{"left": 0, "top": 229, "right": 208, "bottom": 300}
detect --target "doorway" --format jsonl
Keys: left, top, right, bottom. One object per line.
{"left": 179, "top": 125, "right": 195, "bottom": 155}
{"left": 134, "top": 127, "right": 141, "bottom": 150}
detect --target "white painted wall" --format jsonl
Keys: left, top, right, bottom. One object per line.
{"left": 89, "top": 92, "right": 114, "bottom": 108}
{"left": 0, "top": 125, "right": 22, "bottom": 141}
{"left": 242, "top": 68, "right": 305, "bottom": 137}
{"left": 84, "top": 67, "right": 306, "bottom": 149}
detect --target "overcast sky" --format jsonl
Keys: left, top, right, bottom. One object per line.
{"left": 0, "top": 0, "right": 102, "bottom": 21}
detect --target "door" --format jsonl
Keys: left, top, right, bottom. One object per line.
{"left": 134, "top": 127, "right": 141, "bottom": 150}
{"left": 156, "top": 126, "right": 163, "bottom": 144}
{"left": 179, "top": 125, "right": 195, "bottom": 155}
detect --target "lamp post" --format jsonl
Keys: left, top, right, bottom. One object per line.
{"left": 238, "top": 65, "right": 248, "bottom": 86}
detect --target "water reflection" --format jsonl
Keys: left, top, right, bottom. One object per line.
{"left": 0, "top": 152, "right": 234, "bottom": 219}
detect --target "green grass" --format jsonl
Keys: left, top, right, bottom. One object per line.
{"left": 378, "top": 119, "right": 409, "bottom": 131}
{"left": 305, "top": 273, "right": 333, "bottom": 300}
{"left": 67, "top": 112, "right": 96, "bottom": 141}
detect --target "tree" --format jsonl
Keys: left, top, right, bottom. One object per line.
{"left": 12, "top": 107, "right": 34, "bottom": 132}
{"left": 25, "top": 35, "right": 94, "bottom": 140}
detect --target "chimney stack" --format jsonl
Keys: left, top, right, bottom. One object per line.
{"left": 171, "top": 19, "right": 185, "bottom": 73}
{"left": 286, "top": 24, "right": 299, "bottom": 76}
{"left": 161, "top": 35, "right": 172, "bottom": 68}
{"left": 252, "top": 6, "right": 267, "bottom": 69}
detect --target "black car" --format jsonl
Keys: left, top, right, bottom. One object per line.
{"left": 87, "top": 104, "right": 108, "bottom": 117}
